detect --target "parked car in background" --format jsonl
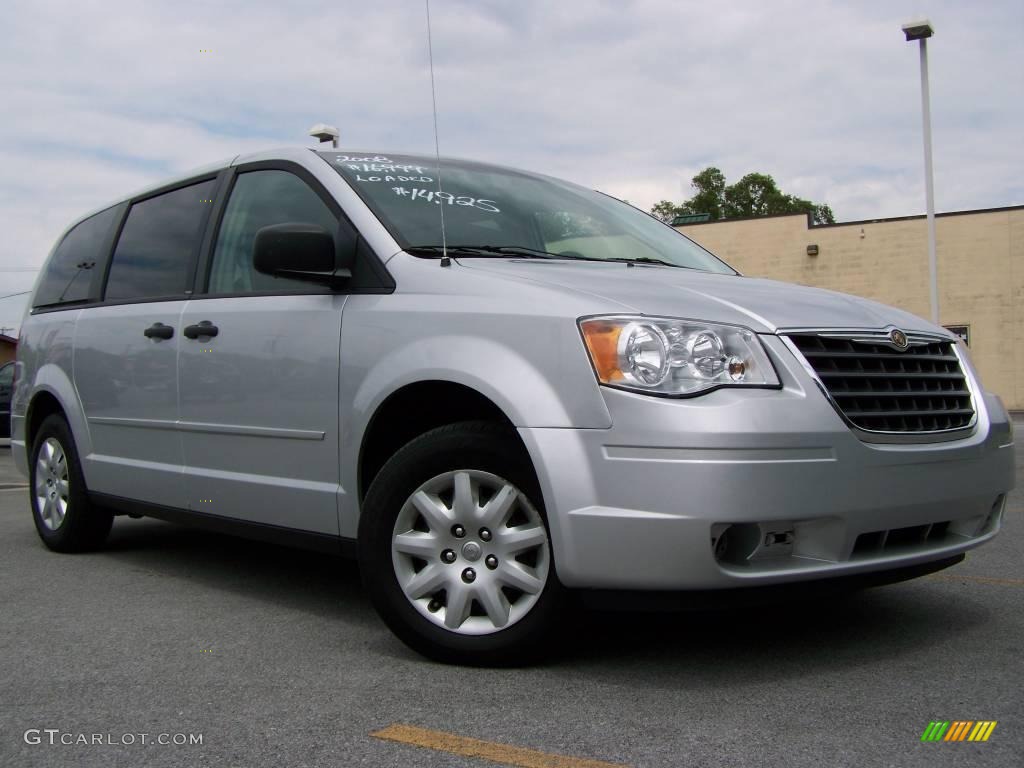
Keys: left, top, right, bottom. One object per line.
{"left": 0, "top": 361, "right": 13, "bottom": 440}
{"left": 9, "top": 147, "right": 1016, "bottom": 665}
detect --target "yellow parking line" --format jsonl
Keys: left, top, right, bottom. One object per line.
{"left": 371, "top": 724, "right": 628, "bottom": 768}
{"left": 926, "top": 573, "right": 1024, "bottom": 587}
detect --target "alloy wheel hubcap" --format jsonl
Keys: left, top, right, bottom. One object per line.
{"left": 391, "top": 469, "right": 550, "bottom": 636}
{"left": 35, "top": 438, "right": 70, "bottom": 531}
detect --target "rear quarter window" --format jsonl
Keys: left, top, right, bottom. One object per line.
{"left": 104, "top": 179, "right": 217, "bottom": 301}
{"left": 33, "top": 205, "right": 121, "bottom": 308}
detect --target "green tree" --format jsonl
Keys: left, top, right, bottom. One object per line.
{"left": 686, "top": 167, "right": 726, "bottom": 220}
{"left": 722, "top": 172, "right": 782, "bottom": 218}
{"left": 651, "top": 200, "right": 684, "bottom": 223}
{"left": 652, "top": 168, "right": 835, "bottom": 225}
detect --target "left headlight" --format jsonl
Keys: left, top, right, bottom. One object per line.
{"left": 579, "top": 315, "right": 780, "bottom": 396}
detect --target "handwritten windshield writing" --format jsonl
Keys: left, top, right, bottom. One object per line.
{"left": 392, "top": 187, "right": 500, "bottom": 213}
{"left": 355, "top": 174, "right": 434, "bottom": 183}
{"left": 347, "top": 163, "right": 432, "bottom": 175}
{"left": 333, "top": 155, "right": 393, "bottom": 163}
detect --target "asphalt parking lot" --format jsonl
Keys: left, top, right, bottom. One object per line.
{"left": 1, "top": 424, "right": 1021, "bottom": 768}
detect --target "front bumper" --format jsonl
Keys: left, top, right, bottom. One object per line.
{"left": 520, "top": 336, "right": 1016, "bottom": 590}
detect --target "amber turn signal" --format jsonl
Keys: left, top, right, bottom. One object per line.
{"left": 579, "top": 319, "right": 624, "bottom": 383}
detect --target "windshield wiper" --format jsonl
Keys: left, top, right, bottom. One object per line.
{"left": 406, "top": 245, "right": 693, "bottom": 268}
{"left": 610, "top": 256, "right": 694, "bottom": 269}
{"left": 406, "top": 244, "right": 597, "bottom": 260}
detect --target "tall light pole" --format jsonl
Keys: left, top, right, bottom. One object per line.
{"left": 902, "top": 19, "right": 939, "bottom": 325}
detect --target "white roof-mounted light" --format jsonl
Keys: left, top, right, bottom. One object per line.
{"left": 308, "top": 123, "right": 340, "bottom": 148}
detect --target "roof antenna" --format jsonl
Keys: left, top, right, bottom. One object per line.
{"left": 425, "top": 0, "right": 449, "bottom": 266}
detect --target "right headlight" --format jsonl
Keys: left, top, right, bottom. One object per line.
{"left": 579, "top": 315, "right": 780, "bottom": 397}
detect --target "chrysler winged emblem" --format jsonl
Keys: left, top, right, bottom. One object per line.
{"left": 889, "top": 328, "right": 909, "bottom": 350}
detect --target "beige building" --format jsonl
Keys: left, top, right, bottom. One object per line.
{"left": 676, "top": 205, "right": 1024, "bottom": 411}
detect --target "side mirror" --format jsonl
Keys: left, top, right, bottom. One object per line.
{"left": 253, "top": 222, "right": 356, "bottom": 287}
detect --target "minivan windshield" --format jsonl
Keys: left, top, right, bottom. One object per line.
{"left": 319, "top": 152, "right": 736, "bottom": 274}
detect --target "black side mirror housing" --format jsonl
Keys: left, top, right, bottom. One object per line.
{"left": 253, "top": 222, "right": 356, "bottom": 287}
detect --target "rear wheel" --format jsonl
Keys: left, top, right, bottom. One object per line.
{"left": 359, "top": 421, "right": 564, "bottom": 665}
{"left": 30, "top": 415, "right": 112, "bottom": 552}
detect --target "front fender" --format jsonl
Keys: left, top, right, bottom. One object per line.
{"left": 350, "top": 333, "right": 610, "bottom": 433}
{"left": 338, "top": 307, "right": 613, "bottom": 539}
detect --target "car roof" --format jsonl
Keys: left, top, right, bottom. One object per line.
{"left": 58, "top": 154, "right": 238, "bottom": 236}
{"left": 56, "top": 146, "right": 568, "bottom": 247}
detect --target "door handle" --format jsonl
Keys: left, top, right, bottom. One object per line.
{"left": 143, "top": 322, "right": 174, "bottom": 340}
{"left": 183, "top": 321, "right": 219, "bottom": 340}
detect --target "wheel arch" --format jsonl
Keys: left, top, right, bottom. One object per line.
{"left": 357, "top": 379, "right": 534, "bottom": 504}
{"left": 25, "top": 373, "right": 90, "bottom": 455}
{"left": 26, "top": 390, "right": 66, "bottom": 449}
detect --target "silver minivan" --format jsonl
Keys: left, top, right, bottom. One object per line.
{"left": 11, "top": 147, "right": 1015, "bottom": 664}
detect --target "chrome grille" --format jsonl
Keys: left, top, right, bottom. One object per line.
{"left": 787, "top": 331, "right": 975, "bottom": 434}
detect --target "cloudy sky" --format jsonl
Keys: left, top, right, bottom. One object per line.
{"left": 1, "top": 0, "right": 1021, "bottom": 329}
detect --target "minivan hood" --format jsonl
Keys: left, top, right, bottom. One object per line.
{"left": 459, "top": 259, "right": 942, "bottom": 335}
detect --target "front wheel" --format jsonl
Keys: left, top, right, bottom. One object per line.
{"left": 359, "top": 422, "right": 564, "bottom": 665}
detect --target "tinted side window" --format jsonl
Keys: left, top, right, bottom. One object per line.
{"left": 0, "top": 363, "right": 12, "bottom": 388}
{"left": 105, "top": 179, "right": 216, "bottom": 301}
{"left": 34, "top": 205, "right": 120, "bottom": 308}
{"left": 208, "top": 170, "right": 339, "bottom": 294}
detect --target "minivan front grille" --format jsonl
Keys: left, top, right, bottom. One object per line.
{"left": 787, "top": 331, "right": 975, "bottom": 434}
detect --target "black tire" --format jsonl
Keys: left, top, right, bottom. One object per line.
{"left": 29, "top": 414, "right": 112, "bottom": 552}
{"left": 359, "top": 421, "right": 565, "bottom": 666}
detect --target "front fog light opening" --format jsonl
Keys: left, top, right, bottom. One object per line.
{"left": 711, "top": 524, "right": 731, "bottom": 560}
{"left": 713, "top": 522, "right": 796, "bottom": 565}
{"left": 982, "top": 494, "right": 1005, "bottom": 534}
{"left": 711, "top": 523, "right": 759, "bottom": 565}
